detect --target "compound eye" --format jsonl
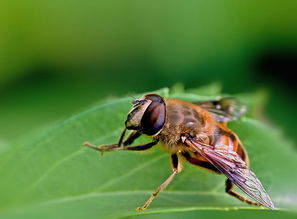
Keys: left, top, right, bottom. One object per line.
{"left": 141, "top": 99, "right": 166, "bottom": 136}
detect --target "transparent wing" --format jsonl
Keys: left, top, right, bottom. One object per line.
{"left": 185, "top": 137, "right": 275, "bottom": 209}
{"left": 194, "top": 97, "right": 247, "bottom": 122}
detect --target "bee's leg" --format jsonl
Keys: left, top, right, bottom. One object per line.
{"left": 183, "top": 152, "right": 220, "bottom": 173}
{"left": 83, "top": 129, "right": 142, "bottom": 153}
{"left": 83, "top": 142, "right": 118, "bottom": 152}
{"left": 123, "top": 130, "right": 141, "bottom": 146}
{"left": 136, "top": 154, "right": 181, "bottom": 211}
{"left": 83, "top": 128, "right": 127, "bottom": 150}
{"left": 84, "top": 140, "right": 158, "bottom": 154}
{"left": 117, "top": 127, "right": 127, "bottom": 147}
{"left": 120, "top": 140, "right": 158, "bottom": 151}
{"left": 171, "top": 153, "right": 179, "bottom": 172}
{"left": 225, "top": 179, "right": 261, "bottom": 206}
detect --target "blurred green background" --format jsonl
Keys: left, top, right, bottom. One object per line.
{"left": 1, "top": 0, "right": 297, "bottom": 145}
{"left": 0, "top": 1, "right": 297, "bottom": 217}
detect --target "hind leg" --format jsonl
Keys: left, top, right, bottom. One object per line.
{"left": 225, "top": 179, "right": 261, "bottom": 206}
{"left": 183, "top": 152, "right": 220, "bottom": 173}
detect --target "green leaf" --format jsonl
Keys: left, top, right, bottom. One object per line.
{"left": 0, "top": 87, "right": 296, "bottom": 219}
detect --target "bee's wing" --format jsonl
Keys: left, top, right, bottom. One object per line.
{"left": 194, "top": 97, "right": 247, "bottom": 122}
{"left": 185, "top": 137, "right": 275, "bottom": 209}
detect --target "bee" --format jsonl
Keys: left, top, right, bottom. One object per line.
{"left": 84, "top": 93, "right": 275, "bottom": 211}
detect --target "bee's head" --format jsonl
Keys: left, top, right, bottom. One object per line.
{"left": 125, "top": 94, "right": 166, "bottom": 136}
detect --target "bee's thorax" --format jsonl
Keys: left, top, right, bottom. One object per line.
{"left": 156, "top": 99, "right": 216, "bottom": 154}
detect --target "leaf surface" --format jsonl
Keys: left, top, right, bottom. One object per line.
{"left": 0, "top": 88, "right": 296, "bottom": 219}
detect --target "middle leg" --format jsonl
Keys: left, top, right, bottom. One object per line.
{"left": 136, "top": 153, "right": 182, "bottom": 211}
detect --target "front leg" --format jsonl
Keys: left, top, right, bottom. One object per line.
{"left": 83, "top": 140, "right": 158, "bottom": 154}
{"left": 83, "top": 129, "right": 142, "bottom": 154}
{"left": 112, "top": 127, "right": 140, "bottom": 147}
{"left": 123, "top": 130, "right": 141, "bottom": 146}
